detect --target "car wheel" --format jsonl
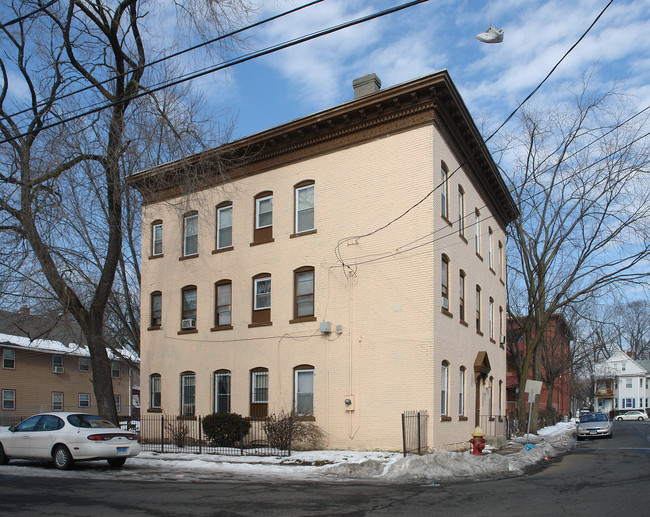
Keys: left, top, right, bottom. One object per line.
{"left": 616, "top": 417, "right": 623, "bottom": 421}
{"left": 53, "top": 445, "right": 74, "bottom": 470}
{"left": 107, "top": 457, "right": 127, "bottom": 468}
{"left": 638, "top": 417, "right": 644, "bottom": 421}
{"left": 576, "top": 436, "right": 583, "bottom": 441}
{"left": 0, "top": 443, "right": 9, "bottom": 465}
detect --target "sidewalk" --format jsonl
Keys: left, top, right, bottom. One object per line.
{"left": 129, "top": 422, "right": 577, "bottom": 483}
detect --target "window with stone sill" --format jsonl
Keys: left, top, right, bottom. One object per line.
{"left": 252, "top": 192, "right": 273, "bottom": 245}
{"left": 292, "top": 267, "right": 315, "bottom": 322}
{"left": 294, "top": 181, "right": 315, "bottom": 235}
{"left": 182, "top": 212, "right": 198, "bottom": 257}
{"left": 216, "top": 202, "right": 233, "bottom": 251}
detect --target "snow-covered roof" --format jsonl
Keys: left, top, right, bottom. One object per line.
{"left": 0, "top": 332, "right": 138, "bottom": 362}
{"left": 594, "top": 350, "right": 648, "bottom": 377}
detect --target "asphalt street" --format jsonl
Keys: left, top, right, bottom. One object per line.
{"left": 0, "top": 420, "right": 648, "bottom": 516}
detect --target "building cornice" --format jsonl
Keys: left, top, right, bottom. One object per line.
{"left": 128, "top": 70, "right": 519, "bottom": 226}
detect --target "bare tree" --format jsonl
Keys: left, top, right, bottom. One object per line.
{"left": 609, "top": 299, "right": 650, "bottom": 360}
{"left": 0, "top": 0, "right": 251, "bottom": 423}
{"left": 500, "top": 81, "right": 650, "bottom": 432}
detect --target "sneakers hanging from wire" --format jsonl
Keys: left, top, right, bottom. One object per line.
{"left": 476, "top": 26, "right": 504, "bottom": 43}
{"left": 476, "top": 0, "right": 504, "bottom": 43}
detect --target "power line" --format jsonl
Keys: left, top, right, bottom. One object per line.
{"left": 0, "top": 0, "right": 431, "bottom": 145}
{"left": 3, "top": 0, "right": 326, "bottom": 121}
{"left": 334, "top": 0, "right": 615, "bottom": 269}
{"left": 340, "top": 109, "right": 650, "bottom": 270}
{"left": 0, "top": 0, "right": 58, "bottom": 30}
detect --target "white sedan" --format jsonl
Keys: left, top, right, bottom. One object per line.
{"left": 615, "top": 411, "right": 648, "bottom": 421}
{"left": 0, "top": 412, "right": 141, "bottom": 470}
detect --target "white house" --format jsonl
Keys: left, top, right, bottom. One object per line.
{"left": 593, "top": 351, "right": 650, "bottom": 414}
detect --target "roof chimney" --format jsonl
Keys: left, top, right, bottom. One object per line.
{"left": 353, "top": 74, "right": 381, "bottom": 99}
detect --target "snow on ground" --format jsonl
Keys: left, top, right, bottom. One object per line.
{"left": 0, "top": 422, "right": 577, "bottom": 483}
{"left": 128, "top": 421, "right": 577, "bottom": 483}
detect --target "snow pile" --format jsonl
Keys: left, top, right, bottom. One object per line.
{"left": 328, "top": 422, "right": 577, "bottom": 483}
{"left": 379, "top": 450, "right": 512, "bottom": 482}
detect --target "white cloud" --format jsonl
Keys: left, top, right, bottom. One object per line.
{"left": 186, "top": 0, "right": 650, "bottom": 139}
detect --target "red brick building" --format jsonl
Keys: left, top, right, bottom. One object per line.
{"left": 506, "top": 314, "right": 573, "bottom": 419}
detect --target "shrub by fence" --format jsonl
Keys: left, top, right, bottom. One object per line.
{"left": 130, "top": 414, "right": 294, "bottom": 457}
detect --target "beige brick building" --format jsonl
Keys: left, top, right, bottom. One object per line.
{"left": 1, "top": 333, "right": 135, "bottom": 425}
{"left": 129, "top": 71, "right": 518, "bottom": 451}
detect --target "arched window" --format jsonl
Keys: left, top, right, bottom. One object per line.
{"left": 213, "top": 280, "right": 232, "bottom": 330}
{"left": 151, "top": 219, "right": 163, "bottom": 257}
{"left": 459, "top": 367, "right": 466, "bottom": 417}
{"left": 459, "top": 270, "right": 466, "bottom": 321}
{"left": 294, "top": 180, "right": 315, "bottom": 235}
{"left": 458, "top": 186, "right": 465, "bottom": 236}
{"left": 250, "top": 273, "right": 271, "bottom": 327}
{"left": 252, "top": 191, "right": 273, "bottom": 245}
{"left": 441, "top": 361, "right": 449, "bottom": 416}
{"left": 214, "top": 369, "right": 231, "bottom": 413}
{"left": 441, "top": 255, "right": 450, "bottom": 311}
{"left": 150, "top": 374, "right": 161, "bottom": 409}
{"left": 489, "top": 297, "right": 495, "bottom": 340}
{"left": 250, "top": 367, "right": 268, "bottom": 418}
{"left": 215, "top": 201, "right": 233, "bottom": 251}
{"left": 294, "top": 365, "right": 315, "bottom": 416}
{"left": 475, "top": 285, "right": 482, "bottom": 333}
{"left": 150, "top": 291, "right": 162, "bottom": 328}
{"left": 441, "top": 162, "right": 449, "bottom": 220}
{"left": 489, "top": 376, "right": 494, "bottom": 417}
{"left": 180, "top": 285, "right": 197, "bottom": 330}
{"left": 291, "top": 266, "right": 316, "bottom": 322}
{"left": 180, "top": 371, "right": 195, "bottom": 416}
{"left": 182, "top": 211, "right": 198, "bottom": 257}
{"left": 488, "top": 227, "right": 494, "bottom": 269}
{"left": 475, "top": 209, "right": 481, "bottom": 255}
{"left": 498, "top": 380, "right": 503, "bottom": 416}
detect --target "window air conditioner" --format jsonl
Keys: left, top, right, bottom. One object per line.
{"left": 53, "top": 366, "right": 64, "bottom": 374}
{"left": 181, "top": 319, "right": 196, "bottom": 329}
{"left": 500, "top": 335, "right": 506, "bottom": 345}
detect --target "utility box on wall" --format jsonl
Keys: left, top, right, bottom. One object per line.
{"left": 344, "top": 395, "right": 355, "bottom": 411}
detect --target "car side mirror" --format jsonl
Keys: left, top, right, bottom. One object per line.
{"left": 8, "top": 425, "right": 16, "bottom": 432}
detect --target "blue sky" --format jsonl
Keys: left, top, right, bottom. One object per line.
{"left": 186, "top": 0, "right": 650, "bottom": 142}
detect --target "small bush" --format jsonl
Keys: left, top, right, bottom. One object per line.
{"left": 202, "top": 412, "right": 251, "bottom": 447}
{"left": 263, "top": 409, "right": 326, "bottom": 451}
{"left": 164, "top": 419, "right": 189, "bottom": 448}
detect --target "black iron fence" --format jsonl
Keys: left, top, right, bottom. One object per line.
{"left": 402, "top": 410, "right": 428, "bottom": 456}
{"left": 0, "top": 412, "right": 23, "bottom": 427}
{"left": 123, "top": 414, "right": 292, "bottom": 457}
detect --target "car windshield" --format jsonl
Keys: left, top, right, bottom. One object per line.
{"left": 67, "top": 414, "right": 118, "bottom": 429}
{"left": 581, "top": 413, "right": 608, "bottom": 423}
